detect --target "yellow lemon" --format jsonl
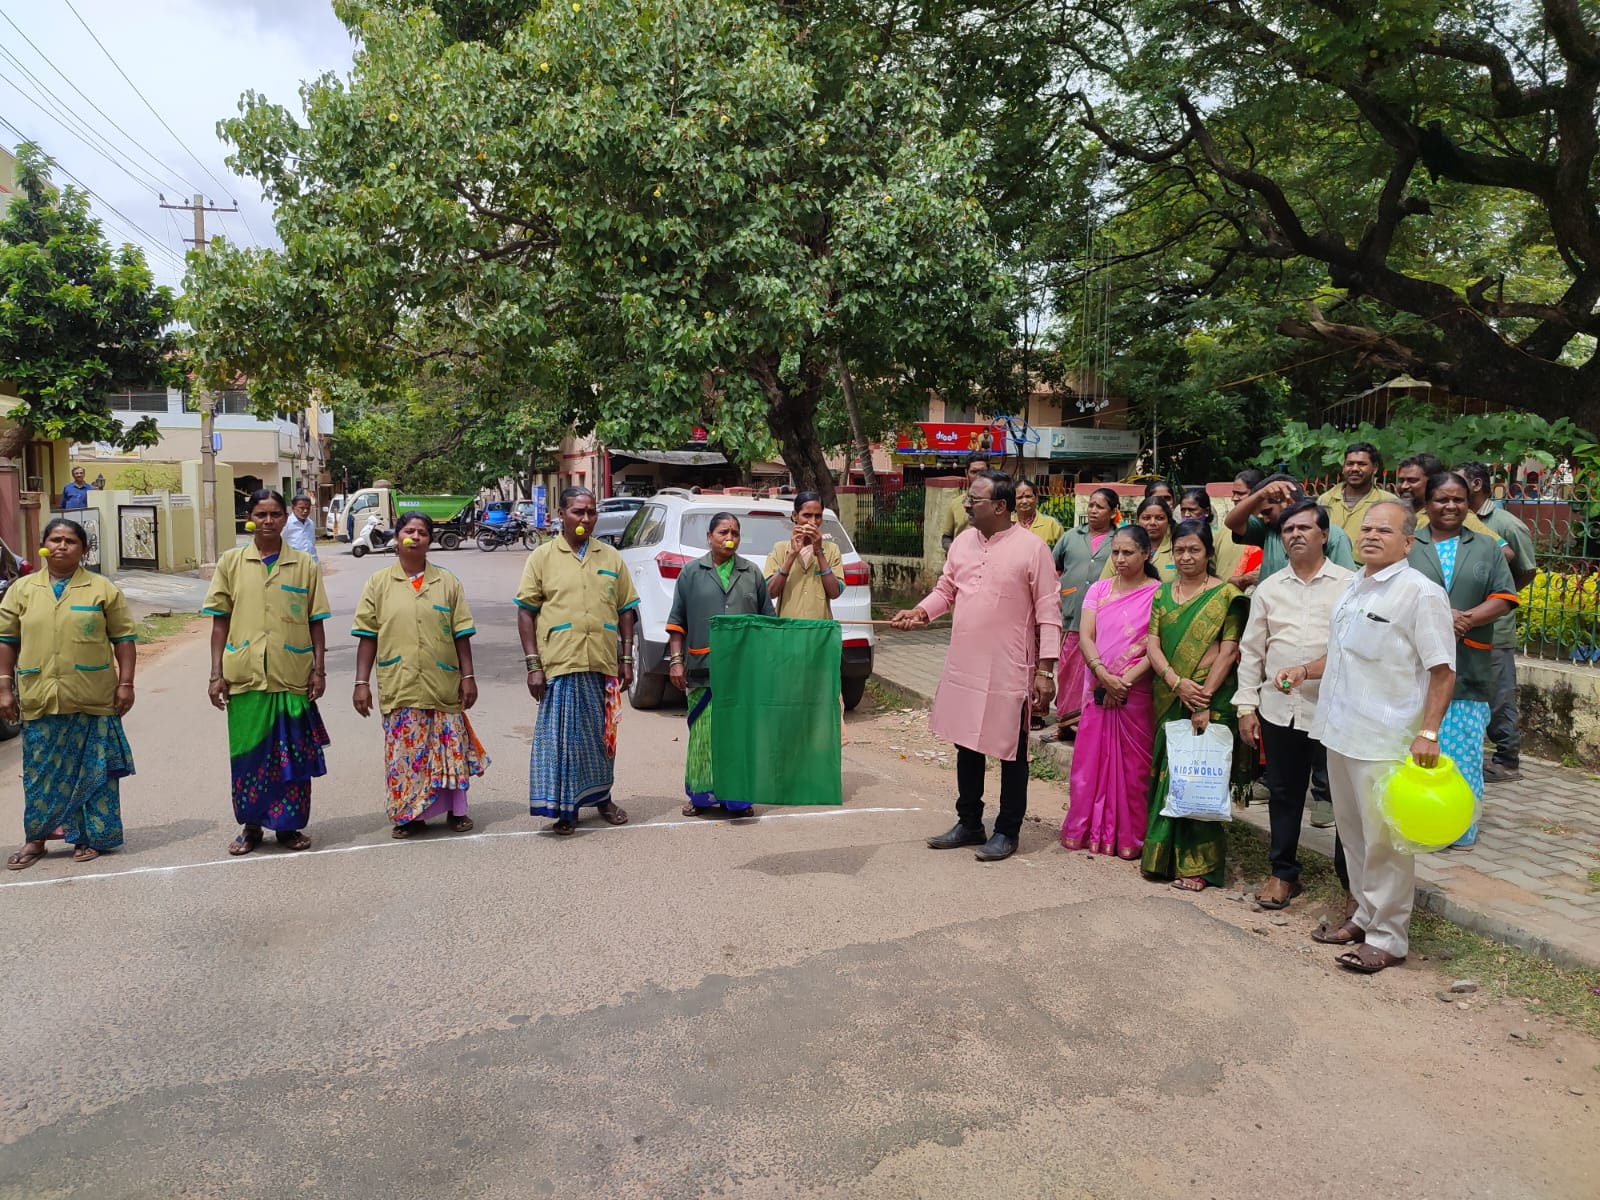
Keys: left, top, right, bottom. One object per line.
{"left": 724, "top": 540, "right": 736, "bottom": 549}
{"left": 402, "top": 537, "right": 419, "bottom": 546}
{"left": 244, "top": 521, "right": 257, "bottom": 532}
{"left": 38, "top": 547, "right": 49, "bottom": 557}
{"left": 575, "top": 525, "right": 586, "bottom": 537}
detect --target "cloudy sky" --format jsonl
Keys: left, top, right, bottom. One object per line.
{"left": 0, "top": 0, "right": 356, "bottom": 288}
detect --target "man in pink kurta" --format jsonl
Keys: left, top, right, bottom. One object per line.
{"left": 893, "top": 471, "right": 1061, "bottom": 861}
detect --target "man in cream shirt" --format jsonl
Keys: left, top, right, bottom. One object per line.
{"left": 1281, "top": 500, "right": 1455, "bottom": 975}
{"left": 1235, "top": 500, "right": 1352, "bottom": 910}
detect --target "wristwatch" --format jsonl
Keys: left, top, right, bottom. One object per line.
{"left": 1418, "top": 729, "right": 1439, "bottom": 742}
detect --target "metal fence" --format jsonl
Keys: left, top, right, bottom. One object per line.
{"left": 1515, "top": 482, "right": 1598, "bottom": 664}
{"left": 855, "top": 481, "right": 925, "bottom": 557}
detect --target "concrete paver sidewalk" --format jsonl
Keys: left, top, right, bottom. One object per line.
{"left": 874, "top": 625, "right": 1600, "bottom": 970}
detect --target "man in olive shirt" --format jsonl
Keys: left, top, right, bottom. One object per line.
{"left": 1317, "top": 442, "right": 1399, "bottom": 554}
{"left": 1223, "top": 474, "right": 1357, "bottom": 581}
{"left": 515, "top": 487, "right": 641, "bottom": 833}
{"left": 938, "top": 456, "right": 991, "bottom": 553}
{"left": 1456, "top": 461, "right": 1537, "bottom": 782}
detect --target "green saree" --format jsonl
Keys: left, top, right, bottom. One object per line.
{"left": 1140, "top": 581, "right": 1249, "bottom": 886}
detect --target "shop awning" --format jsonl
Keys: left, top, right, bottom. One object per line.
{"left": 612, "top": 449, "right": 728, "bottom": 466}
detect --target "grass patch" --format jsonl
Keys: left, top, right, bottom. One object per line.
{"left": 1407, "top": 913, "right": 1600, "bottom": 1039}
{"left": 870, "top": 585, "right": 930, "bottom": 621}
{"left": 1588, "top": 868, "right": 1600, "bottom": 891}
{"left": 864, "top": 677, "right": 924, "bottom": 711}
{"left": 1028, "top": 753, "right": 1060, "bottom": 782}
{"left": 135, "top": 612, "right": 198, "bottom": 644}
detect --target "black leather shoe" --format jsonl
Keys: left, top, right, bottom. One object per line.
{"left": 926, "top": 823, "right": 987, "bottom": 850}
{"left": 974, "top": 833, "right": 1018, "bottom": 861}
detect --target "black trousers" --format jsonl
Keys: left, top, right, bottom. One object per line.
{"left": 1260, "top": 717, "right": 1323, "bottom": 883}
{"left": 955, "top": 714, "right": 1030, "bottom": 839}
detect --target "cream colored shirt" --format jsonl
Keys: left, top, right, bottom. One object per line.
{"left": 1309, "top": 560, "right": 1455, "bottom": 762}
{"left": 1234, "top": 557, "right": 1353, "bottom": 729}
{"left": 514, "top": 537, "right": 640, "bottom": 679}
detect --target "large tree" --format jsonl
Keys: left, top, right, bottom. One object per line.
{"left": 1049, "top": 0, "right": 1600, "bottom": 433}
{"left": 0, "top": 143, "right": 177, "bottom": 457}
{"left": 185, "top": 0, "right": 1009, "bottom": 506}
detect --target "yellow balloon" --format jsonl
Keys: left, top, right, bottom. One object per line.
{"left": 1378, "top": 754, "right": 1475, "bottom": 850}
{"left": 575, "top": 525, "right": 586, "bottom": 537}
{"left": 244, "top": 521, "right": 257, "bottom": 532}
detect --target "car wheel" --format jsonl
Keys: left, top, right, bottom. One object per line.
{"left": 841, "top": 675, "right": 867, "bottom": 711}
{"left": 0, "top": 715, "right": 20, "bottom": 741}
{"left": 438, "top": 531, "right": 461, "bottom": 551}
{"left": 627, "top": 626, "right": 669, "bottom": 710}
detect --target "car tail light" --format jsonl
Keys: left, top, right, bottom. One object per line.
{"left": 842, "top": 637, "right": 869, "bottom": 648}
{"left": 655, "top": 551, "right": 692, "bottom": 580}
{"left": 842, "top": 561, "right": 870, "bottom": 587}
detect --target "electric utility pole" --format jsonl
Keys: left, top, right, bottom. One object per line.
{"left": 160, "top": 193, "right": 237, "bottom": 574}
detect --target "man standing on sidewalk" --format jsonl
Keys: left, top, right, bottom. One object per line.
{"left": 1283, "top": 500, "right": 1456, "bottom": 974}
{"left": 893, "top": 470, "right": 1059, "bottom": 862}
{"left": 1317, "top": 442, "right": 1398, "bottom": 552}
{"left": 1234, "top": 500, "right": 1352, "bottom": 909}
{"left": 1455, "top": 462, "right": 1536, "bottom": 783}
{"left": 938, "top": 456, "right": 992, "bottom": 554}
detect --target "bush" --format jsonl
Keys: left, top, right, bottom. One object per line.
{"left": 1518, "top": 570, "right": 1600, "bottom": 662}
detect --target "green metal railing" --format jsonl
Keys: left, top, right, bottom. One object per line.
{"left": 1513, "top": 482, "right": 1599, "bottom": 665}
{"left": 855, "top": 481, "right": 925, "bottom": 557}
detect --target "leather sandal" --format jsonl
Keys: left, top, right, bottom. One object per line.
{"left": 1311, "top": 920, "right": 1365, "bottom": 945}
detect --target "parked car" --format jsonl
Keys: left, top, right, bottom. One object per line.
{"left": 593, "top": 497, "right": 645, "bottom": 547}
{"left": 480, "top": 501, "right": 516, "bottom": 528}
{"left": 618, "top": 490, "right": 873, "bottom": 711}
{"left": 0, "top": 536, "right": 33, "bottom": 741}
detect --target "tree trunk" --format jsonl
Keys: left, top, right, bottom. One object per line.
{"left": 0, "top": 422, "right": 29, "bottom": 462}
{"left": 755, "top": 355, "right": 837, "bottom": 510}
{"left": 835, "top": 349, "right": 877, "bottom": 490}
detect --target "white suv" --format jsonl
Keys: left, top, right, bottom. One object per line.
{"left": 618, "top": 490, "right": 875, "bottom": 710}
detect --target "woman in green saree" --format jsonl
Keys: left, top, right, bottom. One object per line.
{"left": 1140, "top": 520, "right": 1249, "bottom": 891}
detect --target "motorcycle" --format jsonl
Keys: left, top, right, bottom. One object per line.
{"left": 475, "top": 516, "right": 541, "bottom": 552}
{"left": 349, "top": 514, "right": 395, "bottom": 558}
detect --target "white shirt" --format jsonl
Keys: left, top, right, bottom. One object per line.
{"left": 1234, "top": 555, "right": 1353, "bottom": 730}
{"left": 1310, "top": 559, "right": 1455, "bottom": 762}
{"left": 284, "top": 513, "right": 319, "bottom": 561}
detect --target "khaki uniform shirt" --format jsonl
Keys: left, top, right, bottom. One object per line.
{"left": 764, "top": 539, "right": 843, "bottom": 621}
{"left": 938, "top": 495, "right": 969, "bottom": 543}
{"left": 202, "top": 545, "right": 331, "bottom": 694}
{"left": 514, "top": 537, "right": 640, "bottom": 680}
{"left": 0, "top": 568, "right": 137, "bottom": 719}
{"left": 352, "top": 563, "right": 476, "bottom": 714}
{"left": 1014, "top": 512, "right": 1065, "bottom": 546}
{"left": 1317, "top": 485, "right": 1400, "bottom": 553}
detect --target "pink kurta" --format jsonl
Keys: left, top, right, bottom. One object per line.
{"left": 918, "top": 524, "right": 1063, "bottom": 760}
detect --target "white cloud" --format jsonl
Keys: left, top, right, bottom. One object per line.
{"left": 0, "top": 0, "right": 356, "bottom": 288}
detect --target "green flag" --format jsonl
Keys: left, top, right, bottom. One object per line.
{"left": 710, "top": 614, "right": 842, "bottom": 807}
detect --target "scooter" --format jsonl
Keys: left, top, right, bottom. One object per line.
{"left": 349, "top": 514, "right": 395, "bottom": 558}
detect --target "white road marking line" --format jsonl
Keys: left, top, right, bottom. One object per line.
{"left": 0, "top": 806, "right": 925, "bottom": 890}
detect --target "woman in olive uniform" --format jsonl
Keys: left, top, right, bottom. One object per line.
{"left": 0, "top": 518, "right": 138, "bottom": 869}
{"left": 203, "top": 489, "right": 332, "bottom": 855}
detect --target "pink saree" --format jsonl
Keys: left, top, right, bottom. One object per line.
{"left": 1062, "top": 578, "right": 1160, "bottom": 858}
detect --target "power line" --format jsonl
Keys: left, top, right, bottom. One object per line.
{"left": 59, "top": 0, "right": 250, "bottom": 229}
{"left": 0, "top": 112, "right": 187, "bottom": 272}
{"left": 0, "top": 60, "right": 174, "bottom": 197}
{"left": 0, "top": 5, "right": 197, "bottom": 196}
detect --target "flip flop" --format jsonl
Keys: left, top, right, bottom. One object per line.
{"left": 70, "top": 846, "right": 101, "bottom": 864}
{"left": 1170, "top": 877, "right": 1208, "bottom": 892}
{"left": 6, "top": 846, "right": 46, "bottom": 871}
{"left": 274, "top": 830, "right": 312, "bottom": 852}
{"left": 449, "top": 815, "right": 474, "bottom": 833}
{"left": 228, "top": 827, "right": 263, "bottom": 856}
{"left": 1336, "top": 946, "right": 1405, "bottom": 974}
{"left": 1311, "top": 920, "right": 1365, "bottom": 945}
{"left": 545, "top": 820, "right": 576, "bottom": 836}
{"left": 391, "top": 821, "right": 426, "bottom": 839}
{"left": 597, "top": 801, "right": 628, "bottom": 826}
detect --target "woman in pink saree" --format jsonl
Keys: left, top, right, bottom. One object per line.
{"left": 1062, "top": 525, "right": 1162, "bottom": 858}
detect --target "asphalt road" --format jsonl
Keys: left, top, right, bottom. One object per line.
{"left": 1, "top": 545, "right": 1595, "bottom": 1199}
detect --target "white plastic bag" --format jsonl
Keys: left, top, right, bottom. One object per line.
{"left": 1159, "top": 719, "right": 1235, "bottom": 822}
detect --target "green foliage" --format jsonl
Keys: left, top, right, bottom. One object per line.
{"left": 184, "top": 0, "right": 1008, "bottom": 500}
{"left": 0, "top": 144, "right": 178, "bottom": 451}
{"left": 1255, "top": 404, "right": 1594, "bottom": 479}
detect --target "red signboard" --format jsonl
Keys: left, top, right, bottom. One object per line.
{"left": 895, "top": 422, "right": 1005, "bottom": 456}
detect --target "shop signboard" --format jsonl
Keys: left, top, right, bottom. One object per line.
{"left": 893, "top": 422, "right": 1006, "bottom": 458}
{"left": 1024, "top": 426, "right": 1141, "bottom": 460}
